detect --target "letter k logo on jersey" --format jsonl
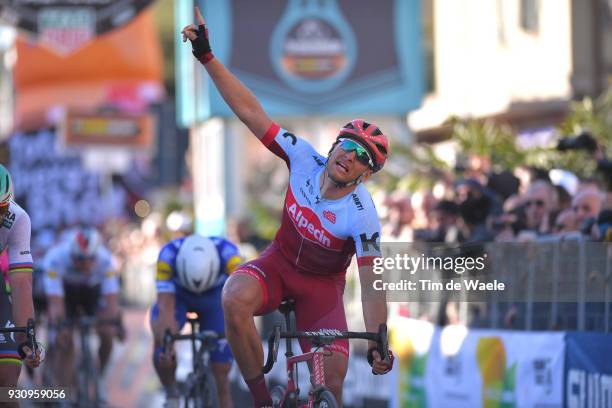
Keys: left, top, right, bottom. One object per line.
{"left": 323, "top": 210, "right": 336, "bottom": 224}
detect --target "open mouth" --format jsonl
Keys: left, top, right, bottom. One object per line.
{"left": 336, "top": 161, "right": 349, "bottom": 173}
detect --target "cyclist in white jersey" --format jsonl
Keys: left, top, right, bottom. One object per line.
{"left": 43, "top": 227, "right": 123, "bottom": 387}
{"left": 0, "top": 164, "right": 40, "bottom": 393}
{"left": 182, "top": 8, "right": 394, "bottom": 407}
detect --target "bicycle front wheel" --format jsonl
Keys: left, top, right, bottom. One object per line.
{"left": 204, "top": 368, "right": 220, "bottom": 408}
{"left": 314, "top": 389, "right": 339, "bottom": 408}
{"left": 185, "top": 369, "right": 219, "bottom": 408}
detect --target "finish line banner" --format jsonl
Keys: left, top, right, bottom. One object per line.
{"left": 177, "top": 0, "right": 424, "bottom": 125}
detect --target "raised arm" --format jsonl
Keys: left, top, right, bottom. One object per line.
{"left": 181, "top": 6, "right": 273, "bottom": 139}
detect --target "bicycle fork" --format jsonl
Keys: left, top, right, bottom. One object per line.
{"left": 285, "top": 349, "right": 327, "bottom": 402}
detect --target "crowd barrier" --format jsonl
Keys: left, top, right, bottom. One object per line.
{"left": 376, "top": 238, "right": 612, "bottom": 332}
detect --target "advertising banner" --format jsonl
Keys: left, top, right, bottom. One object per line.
{"left": 393, "top": 320, "right": 565, "bottom": 408}
{"left": 12, "top": 8, "right": 163, "bottom": 131}
{"left": 565, "top": 332, "right": 612, "bottom": 408}
{"left": 391, "top": 317, "right": 436, "bottom": 408}
{"left": 177, "top": 0, "right": 424, "bottom": 125}
{"left": 63, "top": 112, "right": 155, "bottom": 148}
{"left": 0, "top": 0, "right": 154, "bottom": 55}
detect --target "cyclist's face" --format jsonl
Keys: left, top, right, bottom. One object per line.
{"left": 72, "top": 255, "right": 95, "bottom": 274}
{"left": 328, "top": 140, "right": 372, "bottom": 182}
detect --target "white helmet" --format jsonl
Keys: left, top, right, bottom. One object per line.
{"left": 69, "top": 227, "right": 101, "bottom": 260}
{"left": 176, "top": 235, "right": 220, "bottom": 293}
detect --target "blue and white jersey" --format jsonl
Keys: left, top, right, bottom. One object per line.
{"left": 155, "top": 236, "right": 241, "bottom": 294}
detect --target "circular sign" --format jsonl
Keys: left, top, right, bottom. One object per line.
{"left": 282, "top": 18, "right": 348, "bottom": 81}
{"left": 270, "top": 3, "right": 357, "bottom": 94}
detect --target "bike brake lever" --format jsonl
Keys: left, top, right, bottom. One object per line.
{"left": 263, "top": 325, "right": 282, "bottom": 374}
{"left": 26, "top": 319, "right": 36, "bottom": 351}
{"left": 272, "top": 325, "right": 281, "bottom": 362}
{"left": 378, "top": 323, "right": 390, "bottom": 362}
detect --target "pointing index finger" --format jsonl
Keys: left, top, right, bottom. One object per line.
{"left": 195, "top": 6, "right": 206, "bottom": 25}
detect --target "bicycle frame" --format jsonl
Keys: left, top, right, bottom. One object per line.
{"left": 73, "top": 316, "right": 120, "bottom": 408}
{"left": 272, "top": 303, "right": 332, "bottom": 407}
{"left": 77, "top": 318, "right": 99, "bottom": 408}
{"left": 186, "top": 317, "right": 213, "bottom": 407}
{"left": 163, "top": 314, "right": 220, "bottom": 408}
{"left": 264, "top": 299, "right": 389, "bottom": 408}
{"left": 285, "top": 348, "right": 328, "bottom": 406}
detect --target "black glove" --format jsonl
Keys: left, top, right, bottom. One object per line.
{"left": 367, "top": 345, "right": 395, "bottom": 375}
{"left": 190, "top": 24, "right": 214, "bottom": 64}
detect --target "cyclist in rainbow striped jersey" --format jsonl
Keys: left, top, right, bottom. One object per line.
{"left": 0, "top": 164, "right": 41, "bottom": 393}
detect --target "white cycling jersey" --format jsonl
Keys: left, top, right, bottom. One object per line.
{"left": 43, "top": 241, "right": 119, "bottom": 296}
{"left": 0, "top": 201, "right": 33, "bottom": 278}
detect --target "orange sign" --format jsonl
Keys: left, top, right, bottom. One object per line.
{"left": 13, "top": 8, "right": 163, "bottom": 131}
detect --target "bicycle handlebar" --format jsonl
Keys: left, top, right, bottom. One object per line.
{"left": 0, "top": 319, "right": 39, "bottom": 359}
{"left": 262, "top": 323, "right": 389, "bottom": 374}
{"left": 0, "top": 318, "right": 35, "bottom": 337}
{"left": 162, "top": 329, "right": 221, "bottom": 356}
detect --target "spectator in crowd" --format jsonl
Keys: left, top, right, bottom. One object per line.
{"left": 521, "top": 180, "right": 557, "bottom": 236}
{"left": 455, "top": 179, "right": 482, "bottom": 204}
{"left": 415, "top": 200, "right": 459, "bottom": 243}
{"left": 554, "top": 185, "right": 573, "bottom": 211}
{"left": 382, "top": 192, "right": 414, "bottom": 240}
{"left": 421, "top": 191, "right": 438, "bottom": 229}
{"left": 487, "top": 170, "right": 520, "bottom": 202}
{"left": 464, "top": 154, "right": 491, "bottom": 186}
{"left": 515, "top": 166, "right": 551, "bottom": 195}
{"left": 553, "top": 208, "right": 578, "bottom": 235}
{"left": 458, "top": 193, "right": 494, "bottom": 244}
{"left": 572, "top": 189, "right": 603, "bottom": 232}
{"left": 456, "top": 178, "right": 501, "bottom": 216}
{"left": 410, "top": 191, "right": 437, "bottom": 230}
{"left": 590, "top": 209, "right": 612, "bottom": 241}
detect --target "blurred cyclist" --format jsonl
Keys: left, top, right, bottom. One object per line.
{"left": 151, "top": 233, "right": 242, "bottom": 408}
{"left": 43, "top": 227, "right": 123, "bottom": 387}
{"left": 0, "top": 164, "right": 41, "bottom": 396}
{"left": 182, "top": 8, "right": 394, "bottom": 407}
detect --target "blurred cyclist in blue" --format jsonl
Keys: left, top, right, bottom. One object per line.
{"left": 151, "top": 233, "right": 242, "bottom": 408}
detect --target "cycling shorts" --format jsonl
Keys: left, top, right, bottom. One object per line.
{"left": 0, "top": 285, "right": 20, "bottom": 364}
{"left": 151, "top": 281, "right": 232, "bottom": 364}
{"left": 234, "top": 242, "right": 349, "bottom": 357}
{"left": 63, "top": 282, "right": 102, "bottom": 319}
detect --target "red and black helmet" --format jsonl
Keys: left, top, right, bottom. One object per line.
{"left": 337, "top": 119, "right": 389, "bottom": 172}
